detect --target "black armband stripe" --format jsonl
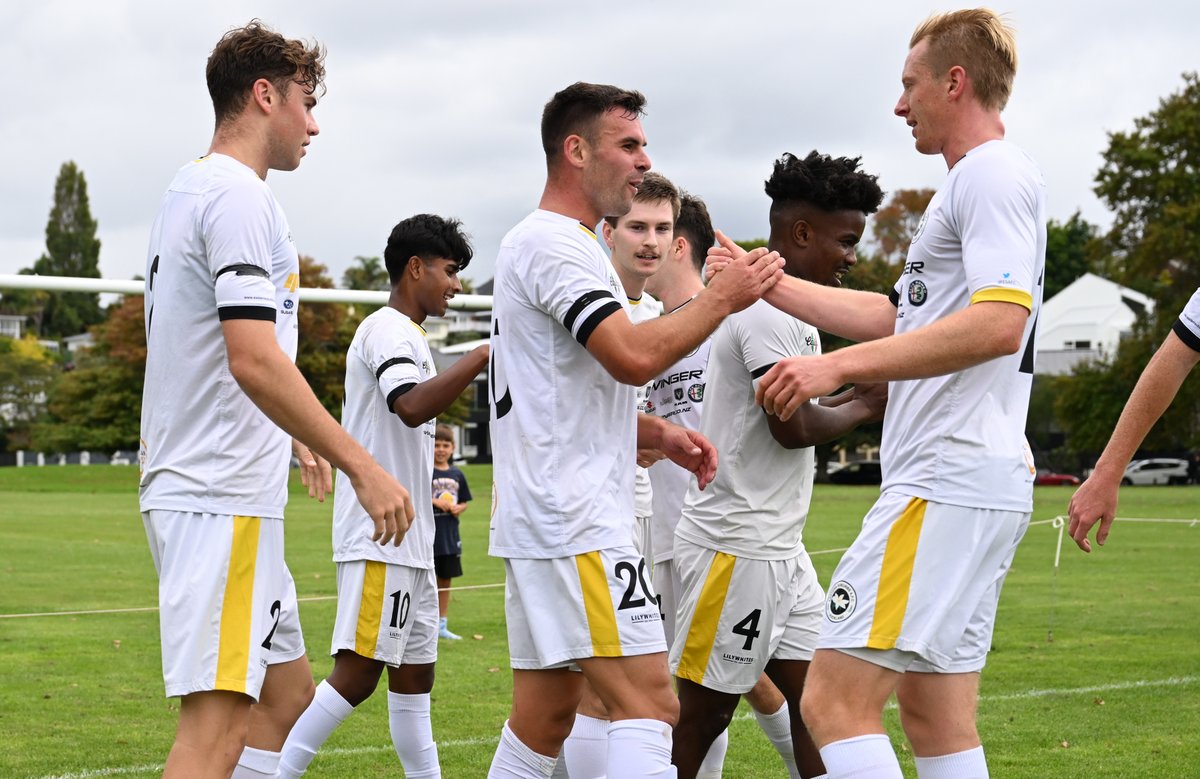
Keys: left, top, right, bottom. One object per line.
{"left": 1173, "top": 320, "right": 1200, "bottom": 353}
{"left": 750, "top": 362, "right": 777, "bottom": 380}
{"left": 888, "top": 288, "right": 901, "bottom": 307}
{"left": 564, "top": 290, "right": 617, "bottom": 332}
{"left": 386, "top": 383, "right": 417, "bottom": 411}
{"left": 218, "top": 305, "right": 276, "bottom": 322}
{"left": 575, "top": 301, "right": 623, "bottom": 347}
{"left": 376, "top": 356, "right": 416, "bottom": 380}
{"left": 215, "top": 263, "right": 270, "bottom": 279}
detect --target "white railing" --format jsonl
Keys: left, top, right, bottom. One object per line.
{"left": 0, "top": 274, "right": 493, "bottom": 311}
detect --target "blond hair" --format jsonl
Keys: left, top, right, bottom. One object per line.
{"left": 910, "top": 8, "right": 1017, "bottom": 111}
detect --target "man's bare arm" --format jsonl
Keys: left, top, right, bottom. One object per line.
{"left": 392, "top": 345, "right": 489, "bottom": 427}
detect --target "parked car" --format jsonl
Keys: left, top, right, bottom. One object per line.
{"left": 828, "top": 459, "right": 882, "bottom": 485}
{"left": 1034, "top": 470, "right": 1081, "bottom": 486}
{"left": 1122, "top": 458, "right": 1190, "bottom": 486}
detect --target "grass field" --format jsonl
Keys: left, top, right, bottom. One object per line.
{"left": 1, "top": 465, "right": 1198, "bottom": 778}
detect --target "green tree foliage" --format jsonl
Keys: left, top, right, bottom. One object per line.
{"left": 871, "top": 188, "right": 935, "bottom": 264}
{"left": 27, "top": 161, "right": 105, "bottom": 339}
{"left": 298, "top": 255, "right": 355, "bottom": 419}
{"left": 1044, "top": 212, "right": 1099, "bottom": 301}
{"left": 31, "top": 295, "right": 145, "bottom": 453}
{"left": 0, "top": 337, "right": 60, "bottom": 451}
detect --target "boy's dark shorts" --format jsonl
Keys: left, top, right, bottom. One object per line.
{"left": 434, "top": 554, "right": 463, "bottom": 580}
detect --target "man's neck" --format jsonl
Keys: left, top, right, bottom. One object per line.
{"left": 539, "top": 173, "right": 601, "bottom": 228}
{"left": 209, "top": 126, "right": 270, "bottom": 180}
{"left": 941, "top": 111, "right": 1005, "bottom": 170}
{"left": 655, "top": 269, "right": 703, "bottom": 312}
{"left": 389, "top": 288, "right": 428, "bottom": 325}
{"left": 614, "top": 263, "right": 646, "bottom": 301}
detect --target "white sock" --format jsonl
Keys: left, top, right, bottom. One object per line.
{"left": 562, "top": 713, "right": 609, "bottom": 778}
{"left": 277, "top": 680, "right": 355, "bottom": 778}
{"left": 388, "top": 691, "right": 441, "bottom": 777}
{"left": 914, "top": 746, "right": 988, "bottom": 779}
{"left": 607, "top": 719, "right": 676, "bottom": 778}
{"left": 819, "top": 734, "right": 902, "bottom": 779}
{"left": 488, "top": 721, "right": 558, "bottom": 778}
{"left": 755, "top": 701, "right": 801, "bottom": 778}
{"left": 232, "top": 746, "right": 280, "bottom": 778}
{"left": 696, "top": 728, "right": 728, "bottom": 779}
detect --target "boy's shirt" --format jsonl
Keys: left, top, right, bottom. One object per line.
{"left": 333, "top": 307, "right": 436, "bottom": 567}
{"left": 432, "top": 464, "right": 472, "bottom": 558}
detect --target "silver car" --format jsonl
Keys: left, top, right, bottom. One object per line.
{"left": 1121, "top": 458, "right": 1190, "bottom": 486}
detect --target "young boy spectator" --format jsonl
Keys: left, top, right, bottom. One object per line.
{"left": 432, "top": 424, "right": 474, "bottom": 640}
{"left": 278, "top": 214, "right": 489, "bottom": 777}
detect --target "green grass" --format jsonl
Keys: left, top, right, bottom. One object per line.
{"left": 1, "top": 467, "right": 1198, "bottom": 777}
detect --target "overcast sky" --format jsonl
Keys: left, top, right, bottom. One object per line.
{"left": 1, "top": 1, "right": 1196, "bottom": 289}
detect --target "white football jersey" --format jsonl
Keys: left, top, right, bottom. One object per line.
{"left": 883, "top": 140, "right": 1046, "bottom": 512}
{"left": 629, "top": 292, "right": 663, "bottom": 519}
{"left": 333, "top": 307, "right": 436, "bottom": 567}
{"left": 140, "top": 154, "right": 299, "bottom": 518}
{"left": 675, "top": 300, "right": 820, "bottom": 560}
{"left": 1173, "top": 288, "right": 1200, "bottom": 352}
{"left": 488, "top": 210, "right": 636, "bottom": 559}
{"left": 646, "top": 297, "right": 711, "bottom": 564}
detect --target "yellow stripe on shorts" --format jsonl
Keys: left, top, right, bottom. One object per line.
{"left": 355, "top": 561, "right": 387, "bottom": 658}
{"left": 970, "top": 286, "right": 1033, "bottom": 310}
{"left": 676, "top": 552, "right": 736, "bottom": 685}
{"left": 216, "top": 515, "right": 261, "bottom": 693}
{"left": 576, "top": 552, "right": 622, "bottom": 657}
{"left": 867, "top": 498, "right": 926, "bottom": 650}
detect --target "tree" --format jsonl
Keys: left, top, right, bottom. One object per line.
{"left": 31, "top": 295, "right": 145, "bottom": 453}
{"left": 870, "top": 188, "right": 935, "bottom": 264}
{"left": 341, "top": 255, "right": 390, "bottom": 292}
{"left": 0, "top": 337, "right": 59, "bottom": 451}
{"left": 1044, "top": 212, "right": 1099, "bottom": 301}
{"left": 27, "top": 161, "right": 105, "bottom": 339}
{"left": 298, "top": 255, "right": 355, "bottom": 418}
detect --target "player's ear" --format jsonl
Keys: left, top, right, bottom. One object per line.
{"left": 249, "top": 78, "right": 275, "bottom": 113}
{"left": 602, "top": 219, "right": 615, "bottom": 248}
{"left": 792, "top": 219, "right": 812, "bottom": 248}
{"left": 673, "top": 236, "right": 687, "bottom": 261}
{"left": 407, "top": 255, "right": 423, "bottom": 279}
{"left": 564, "top": 134, "right": 587, "bottom": 169}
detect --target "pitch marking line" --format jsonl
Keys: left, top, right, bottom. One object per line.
{"left": 29, "top": 675, "right": 1199, "bottom": 779}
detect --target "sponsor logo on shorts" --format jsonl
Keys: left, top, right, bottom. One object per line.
{"left": 721, "top": 652, "right": 753, "bottom": 665}
{"left": 908, "top": 280, "right": 928, "bottom": 307}
{"left": 826, "top": 581, "right": 856, "bottom": 623}
{"left": 630, "top": 612, "right": 661, "bottom": 624}
{"left": 687, "top": 383, "right": 704, "bottom": 402}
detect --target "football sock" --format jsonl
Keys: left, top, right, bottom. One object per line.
{"left": 755, "top": 700, "right": 801, "bottom": 778}
{"left": 696, "top": 728, "right": 729, "bottom": 779}
{"left": 819, "top": 733, "right": 902, "bottom": 778}
{"left": 231, "top": 746, "right": 280, "bottom": 778}
{"left": 914, "top": 746, "right": 988, "bottom": 779}
{"left": 388, "top": 691, "right": 441, "bottom": 777}
{"left": 562, "top": 713, "right": 609, "bottom": 778}
{"left": 277, "top": 680, "right": 355, "bottom": 778}
{"left": 607, "top": 718, "right": 677, "bottom": 778}
{"left": 488, "top": 721, "right": 557, "bottom": 778}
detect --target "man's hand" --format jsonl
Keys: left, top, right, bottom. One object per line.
{"left": 637, "top": 448, "right": 667, "bottom": 468}
{"left": 349, "top": 463, "right": 416, "bottom": 546}
{"left": 851, "top": 381, "right": 889, "bottom": 422}
{"left": 660, "top": 424, "right": 718, "bottom": 491}
{"left": 293, "top": 440, "right": 332, "bottom": 502}
{"left": 756, "top": 354, "right": 845, "bottom": 421}
{"left": 1067, "top": 474, "right": 1120, "bottom": 553}
{"left": 704, "top": 231, "right": 783, "bottom": 314}
{"left": 703, "top": 229, "right": 744, "bottom": 281}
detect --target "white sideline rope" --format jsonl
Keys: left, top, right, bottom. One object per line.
{"left": 0, "top": 516, "right": 1192, "bottom": 620}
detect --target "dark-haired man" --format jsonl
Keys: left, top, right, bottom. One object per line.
{"left": 278, "top": 215, "right": 488, "bottom": 777}
{"left": 670, "top": 152, "right": 886, "bottom": 779}
{"left": 140, "top": 21, "right": 414, "bottom": 779}
{"left": 486, "top": 82, "right": 783, "bottom": 778}
{"left": 714, "top": 10, "right": 1046, "bottom": 777}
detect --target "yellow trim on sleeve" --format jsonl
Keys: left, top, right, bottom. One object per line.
{"left": 577, "top": 552, "right": 622, "bottom": 656}
{"left": 675, "top": 552, "right": 737, "bottom": 685}
{"left": 867, "top": 499, "right": 926, "bottom": 650}
{"left": 354, "top": 561, "right": 387, "bottom": 658}
{"left": 216, "top": 515, "right": 261, "bottom": 694}
{"left": 970, "top": 287, "right": 1033, "bottom": 311}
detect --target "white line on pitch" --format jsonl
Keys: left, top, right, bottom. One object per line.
{"left": 30, "top": 676, "right": 1198, "bottom": 779}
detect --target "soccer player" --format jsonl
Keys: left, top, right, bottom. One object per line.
{"left": 670, "top": 151, "right": 886, "bottom": 779}
{"left": 646, "top": 190, "right": 808, "bottom": 779}
{"left": 485, "top": 81, "right": 783, "bottom": 779}
{"left": 1067, "top": 289, "right": 1200, "bottom": 552}
{"left": 557, "top": 171, "right": 676, "bottom": 776}
{"left": 711, "top": 10, "right": 1046, "bottom": 777}
{"left": 139, "top": 21, "right": 414, "bottom": 779}
{"left": 278, "top": 214, "right": 488, "bottom": 777}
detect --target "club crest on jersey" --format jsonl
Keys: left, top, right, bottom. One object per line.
{"left": 911, "top": 211, "right": 928, "bottom": 244}
{"left": 283, "top": 299, "right": 294, "bottom": 310}
{"left": 687, "top": 383, "right": 705, "bottom": 402}
{"left": 826, "top": 581, "right": 856, "bottom": 622}
{"left": 908, "top": 279, "right": 928, "bottom": 307}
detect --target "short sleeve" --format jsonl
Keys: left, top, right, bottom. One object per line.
{"left": 362, "top": 319, "right": 423, "bottom": 412}
{"left": 1172, "top": 288, "right": 1200, "bottom": 353}
{"left": 957, "top": 155, "right": 1040, "bottom": 311}
{"left": 205, "top": 179, "right": 280, "bottom": 321}
{"left": 530, "top": 228, "right": 624, "bottom": 348}
{"left": 457, "top": 470, "right": 473, "bottom": 503}
{"left": 730, "top": 304, "right": 820, "bottom": 390}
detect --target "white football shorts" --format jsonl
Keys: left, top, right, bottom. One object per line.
{"left": 330, "top": 560, "right": 439, "bottom": 666}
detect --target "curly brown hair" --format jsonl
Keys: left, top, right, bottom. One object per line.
{"left": 206, "top": 19, "right": 326, "bottom": 127}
